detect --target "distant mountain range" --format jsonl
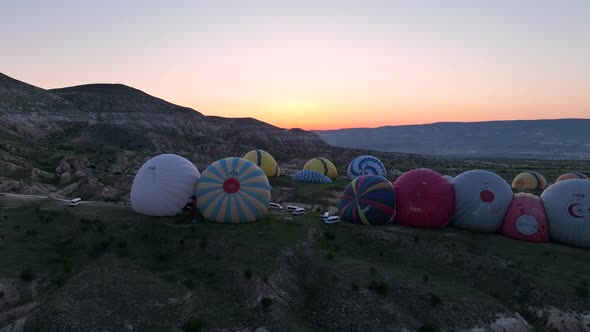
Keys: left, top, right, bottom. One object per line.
{"left": 314, "top": 119, "right": 590, "bottom": 159}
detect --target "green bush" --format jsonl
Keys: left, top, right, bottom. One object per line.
{"left": 351, "top": 282, "right": 359, "bottom": 291}
{"left": 370, "top": 266, "right": 377, "bottom": 276}
{"left": 419, "top": 323, "right": 438, "bottom": 332}
{"left": 260, "top": 297, "right": 273, "bottom": 309}
{"left": 323, "top": 232, "right": 335, "bottom": 240}
{"left": 244, "top": 268, "right": 253, "bottom": 280}
{"left": 182, "top": 318, "right": 203, "bottom": 332}
{"left": 20, "top": 268, "right": 35, "bottom": 281}
{"left": 430, "top": 293, "right": 442, "bottom": 306}
{"left": 368, "top": 281, "right": 389, "bottom": 296}
{"left": 183, "top": 279, "right": 194, "bottom": 289}
{"left": 575, "top": 285, "right": 589, "bottom": 298}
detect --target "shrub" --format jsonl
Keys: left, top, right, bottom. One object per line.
{"left": 119, "top": 224, "right": 129, "bottom": 230}
{"left": 423, "top": 274, "right": 429, "bottom": 283}
{"left": 323, "top": 232, "right": 335, "bottom": 240}
{"left": 325, "top": 252, "right": 334, "bottom": 261}
{"left": 183, "top": 279, "right": 194, "bottom": 289}
{"left": 20, "top": 268, "right": 35, "bottom": 281}
{"left": 369, "top": 266, "right": 377, "bottom": 276}
{"left": 351, "top": 282, "right": 359, "bottom": 291}
{"left": 419, "top": 323, "right": 438, "bottom": 332}
{"left": 368, "top": 281, "right": 389, "bottom": 295}
{"left": 244, "top": 268, "right": 253, "bottom": 280}
{"left": 260, "top": 297, "right": 273, "bottom": 309}
{"left": 52, "top": 277, "right": 66, "bottom": 287}
{"left": 575, "top": 285, "right": 589, "bottom": 298}
{"left": 182, "top": 318, "right": 203, "bottom": 332}
{"left": 430, "top": 293, "right": 442, "bottom": 306}
{"left": 414, "top": 235, "right": 420, "bottom": 244}
{"left": 200, "top": 237, "right": 207, "bottom": 249}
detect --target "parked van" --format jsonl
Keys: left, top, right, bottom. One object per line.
{"left": 69, "top": 198, "right": 82, "bottom": 207}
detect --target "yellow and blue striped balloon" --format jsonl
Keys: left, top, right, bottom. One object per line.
{"left": 197, "top": 157, "right": 271, "bottom": 223}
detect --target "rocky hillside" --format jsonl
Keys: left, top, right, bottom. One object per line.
{"left": 314, "top": 119, "right": 590, "bottom": 159}
{"left": 0, "top": 73, "right": 341, "bottom": 201}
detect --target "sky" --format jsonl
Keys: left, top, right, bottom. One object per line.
{"left": 1, "top": 0, "right": 589, "bottom": 130}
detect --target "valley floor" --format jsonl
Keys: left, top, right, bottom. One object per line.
{"left": 0, "top": 193, "right": 589, "bottom": 332}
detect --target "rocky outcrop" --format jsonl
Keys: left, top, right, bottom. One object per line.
{"left": 0, "top": 72, "right": 338, "bottom": 201}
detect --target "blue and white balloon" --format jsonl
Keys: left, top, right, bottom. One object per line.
{"left": 347, "top": 155, "right": 387, "bottom": 180}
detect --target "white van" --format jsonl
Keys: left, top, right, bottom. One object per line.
{"left": 69, "top": 198, "right": 82, "bottom": 207}
{"left": 268, "top": 202, "right": 283, "bottom": 209}
{"left": 286, "top": 205, "right": 304, "bottom": 212}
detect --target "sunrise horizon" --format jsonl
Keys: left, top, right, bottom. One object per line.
{"left": 3, "top": 1, "right": 588, "bottom": 130}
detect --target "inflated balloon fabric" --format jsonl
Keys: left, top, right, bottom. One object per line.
{"left": 131, "top": 154, "right": 200, "bottom": 216}
{"left": 303, "top": 157, "right": 338, "bottom": 180}
{"left": 393, "top": 168, "right": 454, "bottom": 228}
{"left": 338, "top": 175, "right": 396, "bottom": 225}
{"left": 197, "top": 157, "right": 270, "bottom": 223}
{"left": 291, "top": 170, "right": 332, "bottom": 183}
{"left": 541, "top": 179, "right": 590, "bottom": 248}
{"left": 451, "top": 170, "right": 513, "bottom": 232}
{"left": 346, "top": 155, "right": 387, "bottom": 180}
{"left": 555, "top": 172, "right": 589, "bottom": 183}
{"left": 443, "top": 175, "right": 454, "bottom": 183}
{"left": 512, "top": 171, "right": 548, "bottom": 191}
{"left": 242, "top": 149, "right": 280, "bottom": 177}
{"left": 500, "top": 193, "right": 549, "bottom": 242}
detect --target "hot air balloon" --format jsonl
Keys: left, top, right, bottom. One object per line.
{"left": 197, "top": 157, "right": 270, "bottom": 223}
{"left": 303, "top": 157, "right": 338, "bottom": 180}
{"left": 130, "top": 154, "right": 200, "bottom": 216}
{"left": 346, "top": 155, "right": 387, "bottom": 180}
{"left": 291, "top": 170, "right": 332, "bottom": 183}
{"left": 511, "top": 171, "right": 548, "bottom": 191}
{"left": 555, "top": 172, "right": 589, "bottom": 183}
{"left": 451, "top": 170, "right": 513, "bottom": 232}
{"left": 242, "top": 149, "right": 280, "bottom": 177}
{"left": 541, "top": 179, "right": 590, "bottom": 248}
{"left": 500, "top": 193, "right": 549, "bottom": 242}
{"left": 443, "top": 175, "right": 454, "bottom": 183}
{"left": 338, "top": 175, "right": 395, "bottom": 225}
{"left": 393, "top": 168, "right": 454, "bottom": 228}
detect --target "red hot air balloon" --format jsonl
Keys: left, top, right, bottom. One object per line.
{"left": 393, "top": 168, "right": 454, "bottom": 228}
{"left": 500, "top": 193, "right": 549, "bottom": 242}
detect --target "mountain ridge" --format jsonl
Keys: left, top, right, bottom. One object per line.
{"left": 314, "top": 118, "right": 590, "bottom": 159}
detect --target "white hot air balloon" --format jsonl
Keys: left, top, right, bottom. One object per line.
{"left": 130, "top": 154, "right": 200, "bottom": 216}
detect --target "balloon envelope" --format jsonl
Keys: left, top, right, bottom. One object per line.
{"left": 512, "top": 171, "right": 548, "bottom": 191}
{"left": 500, "top": 193, "right": 549, "bottom": 242}
{"left": 451, "top": 170, "right": 513, "bottom": 232}
{"left": 338, "top": 175, "right": 395, "bottom": 225}
{"left": 197, "top": 157, "right": 270, "bottom": 223}
{"left": 242, "top": 149, "right": 280, "bottom": 177}
{"left": 443, "top": 175, "right": 454, "bottom": 183}
{"left": 291, "top": 170, "right": 332, "bottom": 183}
{"left": 393, "top": 168, "right": 454, "bottom": 228}
{"left": 555, "top": 172, "right": 589, "bottom": 183}
{"left": 131, "top": 154, "right": 200, "bottom": 216}
{"left": 303, "top": 157, "right": 338, "bottom": 180}
{"left": 346, "top": 155, "right": 386, "bottom": 180}
{"left": 541, "top": 179, "right": 590, "bottom": 248}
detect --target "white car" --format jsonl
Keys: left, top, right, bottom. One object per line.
{"left": 292, "top": 208, "right": 305, "bottom": 216}
{"left": 268, "top": 202, "right": 283, "bottom": 209}
{"left": 324, "top": 216, "right": 340, "bottom": 224}
{"left": 286, "top": 205, "right": 304, "bottom": 212}
{"left": 69, "top": 197, "right": 82, "bottom": 207}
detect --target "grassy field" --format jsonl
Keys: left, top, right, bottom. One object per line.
{"left": 1, "top": 187, "right": 589, "bottom": 331}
